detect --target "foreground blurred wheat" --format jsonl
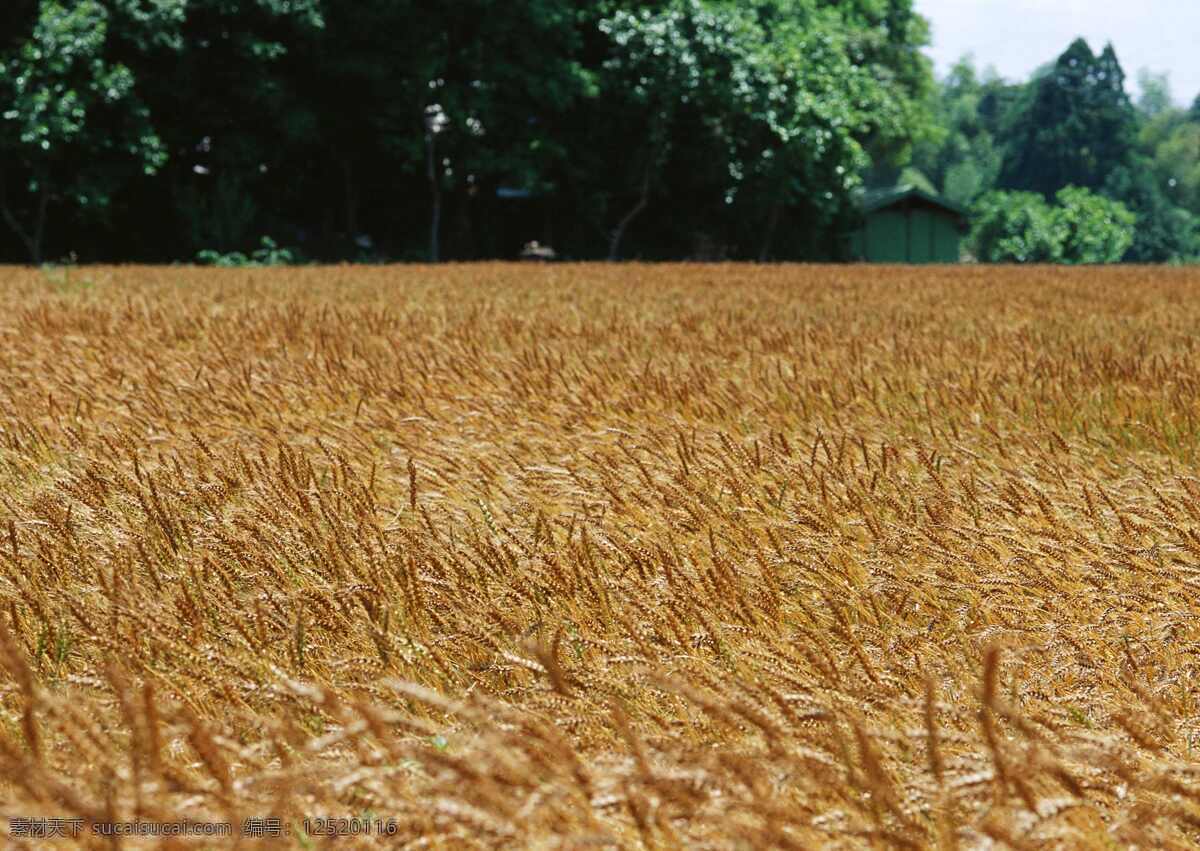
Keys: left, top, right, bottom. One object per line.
{"left": 0, "top": 264, "right": 1199, "bottom": 848}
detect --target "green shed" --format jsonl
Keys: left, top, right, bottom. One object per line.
{"left": 848, "top": 186, "right": 967, "bottom": 263}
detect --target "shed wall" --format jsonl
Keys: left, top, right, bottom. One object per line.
{"left": 909, "top": 210, "right": 932, "bottom": 263}
{"left": 930, "top": 215, "right": 960, "bottom": 262}
{"left": 864, "top": 210, "right": 908, "bottom": 262}
{"left": 852, "top": 203, "right": 962, "bottom": 263}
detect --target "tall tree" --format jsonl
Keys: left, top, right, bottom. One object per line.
{"left": 818, "top": 0, "right": 935, "bottom": 169}
{"left": 908, "top": 57, "right": 1009, "bottom": 205}
{"left": 596, "top": 0, "right": 758, "bottom": 260}
{"left": 133, "top": 0, "right": 324, "bottom": 259}
{"left": 595, "top": 0, "right": 934, "bottom": 260}
{"left": 1121, "top": 87, "right": 1200, "bottom": 260}
{"left": 0, "top": 0, "right": 181, "bottom": 263}
{"left": 738, "top": 0, "right": 934, "bottom": 259}
{"left": 1139, "top": 103, "right": 1200, "bottom": 217}
{"left": 999, "top": 39, "right": 1137, "bottom": 197}
{"left": 397, "top": 1, "right": 594, "bottom": 261}
{"left": 1103, "top": 158, "right": 1197, "bottom": 262}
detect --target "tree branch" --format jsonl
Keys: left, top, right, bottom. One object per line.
{"left": 609, "top": 157, "right": 654, "bottom": 262}
{"left": 758, "top": 200, "right": 782, "bottom": 263}
{"left": 426, "top": 131, "right": 441, "bottom": 263}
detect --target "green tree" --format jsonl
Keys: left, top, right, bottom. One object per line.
{"left": 595, "top": 0, "right": 934, "bottom": 260}
{"left": 313, "top": 0, "right": 594, "bottom": 261}
{"left": 970, "top": 186, "right": 1134, "bottom": 264}
{"left": 906, "top": 58, "right": 1015, "bottom": 206}
{"left": 135, "top": 0, "right": 324, "bottom": 257}
{"left": 1115, "top": 99, "right": 1200, "bottom": 261}
{"left": 969, "top": 191, "right": 1062, "bottom": 263}
{"left": 1103, "top": 159, "right": 1197, "bottom": 262}
{"left": 0, "top": 0, "right": 181, "bottom": 263}
{"left": 1053, "top": 185, "right": 1136, "bottom": 263}
{"left": 1000, "top": 39, "right": 1136, "bottom": 197}
{"left": 0, "top": 0, "right": 324, "bottom": 263}
{"left": 597, "top": 1, "right": 759, "bottom": 259}
{"left": 1141, "top": 110, "right": 1200, "bottom": 214}
{"left": 742, "top": 0, "right": 934, "bottom": 259}
{"left": 416, "top": 1, "right": 593, "bottom": 260}
{"left": 817, "top": 0, "right": 935, "bottom": 167}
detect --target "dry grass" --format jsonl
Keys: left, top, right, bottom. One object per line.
{"left": 1, "top": 263, "right": 1199, "bottom": 848}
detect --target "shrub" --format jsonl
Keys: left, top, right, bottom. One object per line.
{"left": 970, "top": 186, "right": 1135, "bottom": 263}
{"left": 196, "top": 236, "right": 299, "bottom": 266}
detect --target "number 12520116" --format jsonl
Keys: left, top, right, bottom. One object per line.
{"left": 303, "top": 817, "right": 398, "bottom": 837}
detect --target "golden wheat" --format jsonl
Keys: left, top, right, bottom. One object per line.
{"left": 0, "top": 263, "right": 1198, "bottom": 847}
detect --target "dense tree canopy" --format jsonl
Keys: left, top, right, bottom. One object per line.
{"left": 0, "top": 0, "right": 177, "bottom": 262}
{"left": 999, "top": 39, "right": 1136, "bottom": 197}
{"left": 907, "top": 58, "right": 1008, "bottom": 206}
{"left": 0, "top": 4, "right": 1195, "bottom": 263}
{"left": 0, "top": 0, "right": 936, "bottom": 263}
{"left": 908, "top": 40, "right": 1199, "bottom": 264}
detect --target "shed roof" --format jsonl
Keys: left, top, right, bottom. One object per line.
{"left": 857, "top": 185, "right": 968, "bottom": 220}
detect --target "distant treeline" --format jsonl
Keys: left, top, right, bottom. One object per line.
{"left": 902, "top": 43, "right": 1200, "bottom": 264}
{"left": 0, "top": 2, "right": 1195, "bottom": 264}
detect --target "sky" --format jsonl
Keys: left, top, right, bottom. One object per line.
{"left": 915, "top": 0, "right": 1200, "bottom": 105}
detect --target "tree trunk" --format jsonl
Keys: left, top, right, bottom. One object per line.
{"left": 609, "top": 160, "right": 653, "bottom": 262}
{"left": 758, "top": 201, "right": 782, "bottom": 263}
{"left": 340, "top": 156, "right": 358, "bottom": 240}
{"left": 425, "top": 132, "right": 441, "bottom": 263}
{"left": 32, "top": 186, "right": 47, "bottom": 265}
{"left": 0, "top": 167, "right": 48, "bottom": 265}
{"left": 453, "top": 188, "right": 476, "bottom": 259}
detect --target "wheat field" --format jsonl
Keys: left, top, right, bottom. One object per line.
{"left": 0, "top": 264, "right": 1199, "bottom": 848}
